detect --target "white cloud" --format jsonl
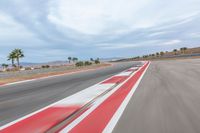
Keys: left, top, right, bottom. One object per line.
{"left": 0, "top": 12, "right": 33, "bottom": 41}
{"left": 47, "top": 0, "right": 160, "bottom": 34}
{"left": 97, "top": 43, "right": 138, "bottom": 49}
{"left": 190, "top": 32, "right": 200, "bottom": 38}
{"left": 47, "top": 0, "right": 200, "bottom": 35}
{"left": 162, "top": 40, "right": 181, "bottom": 45}
{"left": 149, "top": 31, "right": 168, "bottom": 37}
{"left": 0, "top": 0, "right": 200, "bottom": 62}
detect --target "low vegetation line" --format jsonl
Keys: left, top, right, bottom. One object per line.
{"left": 114, "top": 46, "right": 200, "bottom": 62}
{"left": 0, "top": 49, "right": 110, "bottom": 85}
{"left": 0, "top": 63, "right": 111, "bottom": 85}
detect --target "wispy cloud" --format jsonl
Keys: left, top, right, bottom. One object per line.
{"left": 97, "top": 43, "right": 138, "bottom": 50}
{"left": 0, "top": 0, "right": 200, "bottom": 62}
{"left": 162, "top": 40, "right": 182, "bottom": 45}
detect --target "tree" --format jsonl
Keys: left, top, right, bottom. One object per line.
{"left": 84, "top": 61, "right": 92, "bottom": 66}
{"left": 75, "top": 61, "right": 84, "bottom": 67}
{"left": 95, "top": 60, "right": 100, "bottom": 64}
{"left": 8, "top": 51, "right": 16, "bottom": 67}
{"left": 173, "top": 49, "right": 177, "bottom": 55}
{"left": 143, "top": 55, "right": 148, "bottom": 58}
{"left": 156, "top": 52, "right": 160, "bottom": 57}
{"left": 42, "top": 65, "right": 50, "bottom": 68}
{"left": 90, "top": 58, "right": 94, "bottom": 62}
{"left": 68, "top": 57, "right": 72, "bottom": 63}
{"left": 13, "top": 49, "right": 24, "bottom": 68}
{"left": 160, "top": 51, "right": 164, "bottom": 56}
{"left": 183, "top": 47, "right": 187, "bottom": 52}
{"left": 2, "top": 64, "right": 8, "bottom": 70}
{"left": 72, "top": 57, "right": 78, "bottom": 63}
{"left": 180, "top": 47, "right": 187, "bottom": 54}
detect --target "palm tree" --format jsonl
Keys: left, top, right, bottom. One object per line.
{"left": 183, "top": 47, "right": 187, "bottom": 53}
{"left": 2, "top": 64, "right": 8, "bottom": 70}
{"left": 160, "top": 51, "right": 164, "bottom": 56}
{"left": 8, "top": 51, "right": 16, "bottom": 67}
{"left": 173, "top": 49, "right": 177, "bottom": 55}
{"left": 180, "top": 47, "right": 187, "bottom": 54}
{"left": 90, "top": 58, "right": 94, "bottom": 62}
{"left": 13, "top": 49, "right": 24, "bottom": 68}
{"left": 72, "top": 57, "right": 78, "bottom": 63}
{"left": 156, "top": 52, "right": 160, "bottom": 57}
{"left": 68, "top": 57, "right": 72, "bottom": 63}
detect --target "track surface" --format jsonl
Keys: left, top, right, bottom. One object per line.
{"left": 113, "top": 59, "right": 200, "bottom": 133}
{"left": 1, "top": 59, "right": 200, "bottom": 133}
{"left": 0, "top": 62, "right": 139, "bottom": 127}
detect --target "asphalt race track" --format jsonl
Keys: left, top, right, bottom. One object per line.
{"left": 1, "top": 58, "right": 200, "bottom": 133}
{"left": 0, "top": 62, "right": 139, "bottom": 127}
{"left": 113, "top": 59, "right": 200, "bottom": 133}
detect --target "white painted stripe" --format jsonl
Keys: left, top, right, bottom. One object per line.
{"left": 0, "top": 64, "right": 129, "bottom": 130}
{"left": 59, "top": 70, "right": 138, "bottom": 133}
{"left": 129, "top": 66, "right": 139, "bottom": 70}
{"left": 55, "top": 84, "right": 114, "bottom": 107}
{"left": 59, "top": 63, "right": 147, "bottom": 132}
{"left": 0, "top": 63, "right": 144, "bottom": 131}
{"left": 115, "top": 71, "right": 132, "bottom": 76}
{"left": 103, "top": 62, "right": 150, "bottom": 133}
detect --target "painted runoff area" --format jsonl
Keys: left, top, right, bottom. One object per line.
{"left": 0, "top": 61, "right": 149, "bottom": 133}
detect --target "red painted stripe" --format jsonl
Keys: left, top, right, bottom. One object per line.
{"left": 56, "top": 107, "right": 90, "bottom": 133}
{"left": 1, "top": 106, "right": 81, "bottom": 133}
{"left": 101, "top": 76, "right": 129, "bottom": 84}
{"left": 69, "top": 62, "right": 149, "bottom": 133}
{"left": 0, "top": 83, "right": 5, "bottom": 86}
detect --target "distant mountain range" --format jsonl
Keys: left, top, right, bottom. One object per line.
{"left": 19, "top": 57, "right": 122, "bottom": 66}
{"left": 20, "top": 61, "right": 68, "bottom": 67}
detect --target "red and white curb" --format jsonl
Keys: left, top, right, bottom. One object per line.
{"left": 60, "top": 62, "right": 150, "bottom": 133}
{"left": 0, "top": 62, "right": 149, "bottom": 133}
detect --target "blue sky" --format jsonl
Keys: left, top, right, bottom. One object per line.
{"left": 0, "top": 0, "right": 200, "bottom": 63}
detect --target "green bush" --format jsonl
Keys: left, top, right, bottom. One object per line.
{"left": 94, "top": 60, "right": 100, "bottom": 64}
{"left": 84, "top": 61, "right": 92, "bottom": 66}
{"left": 42, "top": 65, "right": 50, "bottom": 68}
{"left": 75, "top": 61, "right": 84, "bottom": 67}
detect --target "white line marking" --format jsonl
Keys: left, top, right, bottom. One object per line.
{"left": 103, "top": 62, "right": 150, "bottom": 133}
{"left": 115, "top": 71, "right": 132, "bottom": 76}
{"left": 0, "top": 64, "right": 130, "bottom": 130}
{"left": 59, "top": 63, "right": 147, "bottom": 132}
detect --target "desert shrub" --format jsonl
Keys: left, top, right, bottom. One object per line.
{"left": 42, "top": 65, "right": 50, "bottom": 68}
{"left": 75, "top": 61, "right": 84, "bottom": 67}
{"left": 25, "top": 67, "right": 32, "bottom": 70}
{"left": 94, "top": 60, "right": 100, "bottom": 64}
{"left": 84, "top": 61, "right": 92, "bottom": 66}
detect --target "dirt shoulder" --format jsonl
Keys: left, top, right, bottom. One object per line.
{"left": 0, "top": 63, "right": 111, "bottom": 85}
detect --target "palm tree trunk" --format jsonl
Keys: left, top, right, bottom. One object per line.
{"left": 12, "top": 59, "right": 14, "bottom": 67}
{"left": 17, "top": 58, "right": 20, "bottom": 68}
